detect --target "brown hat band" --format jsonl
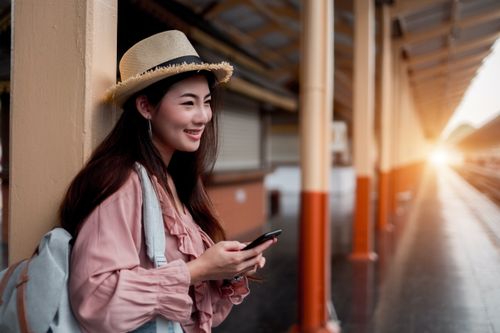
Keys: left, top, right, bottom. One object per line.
{"left": 144, "top": 55, "right": 203, "bottom": 75}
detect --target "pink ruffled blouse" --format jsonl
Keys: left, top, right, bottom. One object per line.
{"left": 69, "top": 171, "right": 249, "bottom": 333}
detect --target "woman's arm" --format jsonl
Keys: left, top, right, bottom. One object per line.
{"left": 187, "top": 239, "right": 274, "bottom": 327}
{"left": 69, "top": 173, "right": 193, "bottom": 333}
{"left": 186, "top": 239, "right": 274, "bottom": 283}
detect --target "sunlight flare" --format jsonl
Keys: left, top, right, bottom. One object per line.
{"left": 430, "top": 149, "right": 449, "bottom": 165}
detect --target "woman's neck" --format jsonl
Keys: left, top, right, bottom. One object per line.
{"left": 152, "top": 138, "right": 174, "bottom": 166}
{"left": 166, "top": 173, "right": 185, "bottom": 215}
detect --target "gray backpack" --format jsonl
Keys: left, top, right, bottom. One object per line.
{"left": 0, "top": 228, "right": 80, "bottom": 333}
{"left": 0, "top": 163, "right": 181, "bottom": 333}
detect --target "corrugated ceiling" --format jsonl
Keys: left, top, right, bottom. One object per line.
{"left": 167, "top": 0, "right": 500, "bottom": 140}
{"left": 1, "top": 0, "right": 497, "bottom": 140}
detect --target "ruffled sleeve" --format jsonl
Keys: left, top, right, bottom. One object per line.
{"left": 210, "top": 278, "right": 250, "bottom": 326}
{"left": 69, "top": 172, "right": 193, "bottom": 333}
{"left": 151, "top": 176, "right": 250, "bottom": 332}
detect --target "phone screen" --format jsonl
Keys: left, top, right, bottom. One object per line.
{"left": 242, "top": 229, "right": 282, "bottom": 250}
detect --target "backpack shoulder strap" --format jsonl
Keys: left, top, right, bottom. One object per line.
{"left": 16, "top": 260, "right": 30, "bottom": 333}
{"left": 134, "top": 163, "right": 167, "bottom": 268}
{"left": 0, "top": 260, "right": 24, "bottom": 305}
{"left": 134, "top": 163, "right": 183, "bottom": 332}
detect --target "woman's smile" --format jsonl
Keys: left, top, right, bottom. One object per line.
{"left": 184, "top": 128, "right": 204, "bottom": 140}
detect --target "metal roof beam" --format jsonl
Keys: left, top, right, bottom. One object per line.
{"left": 135, "top": 0, "right": 272, "bottom": 77}
{"left": 416, "top": 85, "right": 468, "bottom": 102}
{"left": 409, "top": 52, "right": 487, "bottom": 81}
{"left": 410, "top": 67, "right": 476, "bottom": 85}
{"left": 335, "top": 19, "right": 353, "bottom": 37}
{"left": 415, "top": 89, "right": 464, "bottom": 105}
{"left": 203, "top": 0, "right": 240, "bottom": 19}
{"left": 267, "top": 3, "right": 299, "bottom": 20}
{"left": 334, "top": 69, "right": 352, "bottom": 90}
{"left": 408, "top": 48, "right": 489, "bottom": 71}
{"left": 335, "top": 57, "right": 353, "bottom": 70}
{"left": 414, "top": 81, "right": 470, "bottom": 96}
{"left": 407, "top": 31, "right": 500, "bottom": 67}
{"left": 248, "top": 23, "right": 277, "bottom": 39}
{"left": 415, "top": 88, "right": 467, "bottom": 99}
{"left": 334, "top": 85, "right": 353, "bottom": 111}
{"left": 249, "top": 0, "right": 298, "bottom": 37}
{"left": 335, "top": 0, "right": 353, "bottom": 13}
{"left": 228, "top": 77, "right": 297, "bottom": 112}
{"left": 397, "top": 6, "right": 500, "bottom": 47}
{"left": 265, "top": 41, "right": 299, "bottom": 62}
{"left": 391, "top": 0, "right": 449, "bottom": 19}
{"left": 417, "top": 85, "right": 467, "bottom": 101}
{"left": 418, "top": 96, "right": 463, "bottom": 111}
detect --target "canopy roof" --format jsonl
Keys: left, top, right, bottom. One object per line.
{"left": 2, "top": 0, "right": 497, "bottom": 140}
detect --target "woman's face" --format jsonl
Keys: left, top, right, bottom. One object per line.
{"left": 147, "top": 74, "right": 212, "bottom": 162}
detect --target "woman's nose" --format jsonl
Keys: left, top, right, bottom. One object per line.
{"left": 194, "top": 104, "right": 212, "bottom": 124}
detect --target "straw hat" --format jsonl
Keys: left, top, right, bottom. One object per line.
{"left": 106, "top": 30, "right": 233, "bottom": 106}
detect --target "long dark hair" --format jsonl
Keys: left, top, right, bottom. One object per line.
{"left": 59, "top": 71, "right": 226, "bottom": 242}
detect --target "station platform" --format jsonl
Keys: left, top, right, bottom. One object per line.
{"left": 215, "top": 165, "right": 500, "bottom": 333}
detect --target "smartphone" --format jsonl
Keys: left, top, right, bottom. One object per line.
{"left": 242, "top": 229, "right": 282, "bottom": 250}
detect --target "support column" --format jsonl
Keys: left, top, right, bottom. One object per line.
{"left": 293, "top": 1, "right": 338, "bottom": 332}
{"left": 9, "top": 0, "right": 117, "bottom": 262}
{"left": 351, "top": 0, "right": 377, "bottom": 260}
{"left": 1, "top": 91, "right": 9, "bottom": 246}
{"left": 377, "top": 4, "right": 393, "bottom": 231}
{"left": 390, "top": 46, "right": 402, "bottom": 216}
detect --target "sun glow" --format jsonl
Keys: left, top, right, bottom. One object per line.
{"left": 430, "top": 149, "right": 449, "bottom": 165}
{"left": 429, "top": 147, "right": 462, "bottom": 166}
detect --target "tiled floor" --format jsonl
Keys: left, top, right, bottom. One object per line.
{"left": 215, "top": 165, "right": 500, "bottom": 333}
{"left": 215, "top": 166, "right": 355, "bottom": 333}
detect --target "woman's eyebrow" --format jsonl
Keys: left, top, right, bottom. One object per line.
{"left": 179, "top": 93, "right": 212, "bottom": 100}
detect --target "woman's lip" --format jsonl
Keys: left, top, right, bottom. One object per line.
{"left": 184, "top": 129, "right": 203, "bottom": 134}
{"left": 184, "top": 129, "right": 203, "bottom": 140}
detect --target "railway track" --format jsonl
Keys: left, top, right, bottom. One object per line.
{"left": 453, "top": 164, "right": 500, "bottom": 205}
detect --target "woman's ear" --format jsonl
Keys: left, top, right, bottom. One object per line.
{"left": 135, "top": 95, "right": 152, "bottom": 119}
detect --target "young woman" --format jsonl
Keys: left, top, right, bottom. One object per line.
{"left": 60, "top": 30, "right": 275, "bottom": 333}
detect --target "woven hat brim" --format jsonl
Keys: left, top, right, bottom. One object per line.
{"left": 105, "top": 61, "right": 233, "bottom": 106}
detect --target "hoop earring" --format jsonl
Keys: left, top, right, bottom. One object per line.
{"left": 148, "top": 118, "right": 153, "bottom": 140}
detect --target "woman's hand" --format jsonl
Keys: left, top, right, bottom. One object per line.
{"left": 186, "top": 238, "right": 275, "bottom": 284}
{"left": 243, "top": 255, "right": 266, "bottom": 276}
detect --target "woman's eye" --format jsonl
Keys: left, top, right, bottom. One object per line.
{"left": 204, "top": 100, "right": 212, "bottom": 105}
{"left": 182, "top": 101, "right": 194, "bottom": 106}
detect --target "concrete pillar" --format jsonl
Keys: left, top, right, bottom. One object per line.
{"left": 294, "top": 0, "right": 338, "bottom": 332}
{"left": 377, "top": 4, "right": 393, "bottom": 231}
{"left": 1, "top": 91, "right": 9, "bottom": 245}
{"left": 390, "top": 45, "right": 402, "bottom": 216}
{"left": 9, "top": 0, "right": 117, "bottom": 262}
{"left": 351, "top": 0, "right": 377, "bottom": 260}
